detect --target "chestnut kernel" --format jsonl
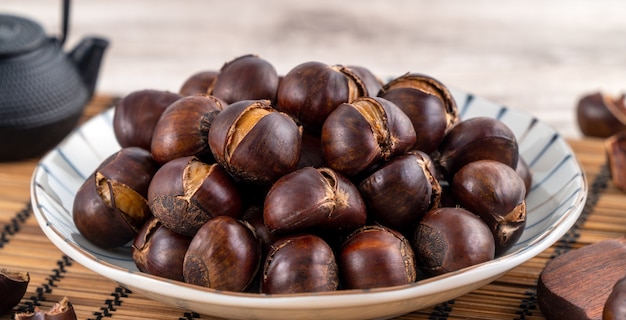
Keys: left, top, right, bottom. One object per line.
{"left": 321, "top": 96, "right": 416, "bottom": 177}
{"left": 210, "top": 54, "right": 279, "bottom": 104}
{"left": 262, "top": 234, "right": 338, "bottom": 294}
{"left": 183, "top": 216, "right": 261, "bottom": 292}
{"left": 451, "top": 159, "right": 527, "bottom": 255}
{"left": 0, "top": 268, "right": 29, "bottom": 314}
{"left": 208, "top": 99, "right": 302, "bottom": 185}
{"left": 113, "top": 89, "right": 182, "bottom": 151}
{"left": 147, "top": 156, "right": 243, "bottom": 237}
{"left": 151, "top": 94, "right": 225, "bottom": 164}
{"left": 576, "top": 92, "right": 626, "bottom": 138}
{"left": 264, "top": 166, "right": 367, "bottom": 235}
{"left": 412, "top": 207, "right": 495, "bottom": 277}
{"left": 73, "top": 147, "right": 158, "bottom": 248}
{"left": 605, "top": 130, "right": 626, "bottom": 193}
{"left": 339, "top": 225, "right": 418, "bottom": 289}
{"left": 359, "top": 151, "right": 441, "bottom": 231}
{"left": 379, "top": 73, "right": 459, "bottom": 153}
{"left": 132, "top": 217, "right": 192, "bottom": 281}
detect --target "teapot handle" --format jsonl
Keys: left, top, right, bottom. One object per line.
{"left": 59, "top": 0, "right": 70, "bottom": 46}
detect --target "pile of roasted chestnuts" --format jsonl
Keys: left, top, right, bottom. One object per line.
{"left": 72, "top": 54, "right": 531, "bottom": 294}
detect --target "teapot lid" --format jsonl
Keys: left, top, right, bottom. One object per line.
{"left": 0, "top": 14, "right": 47, "bottom": 58}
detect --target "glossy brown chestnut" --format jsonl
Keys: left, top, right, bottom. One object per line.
{"left": 113, "top": 89, "right": 182, "bottom": 150}
{"left": 208, "top": 99, "right": 302, "bottom": 185}
{"left": 0, "top": 268, "right": 29, "bottom": 314}
{"left": 437, "top": 116, "right": 518, "bottom": 178}
{"left": 147, "top": 156, "right": 242, "bottom": 237}
{"left": 151, "top": 94, "right": 225, "bottom": 164}
{"left": 576, "top": 92, "right": 626, "bottom": 138}
{"left": 132, "top": 217, "right": 192, "bottom": 282}
{"left": 378, "top": 73, "right": 459, "bottom": 154}
{"left": 14, "top": 297, "right": 77, "bottom": 320}
{"left": 210, "top": 54, "right": 279, "bottom": 104}
{"left": 516, "top": 156, "right": 532, "bottom": 197}
{"left": 264, "top": 166, "right": 367, "bottom": 235}
{"left": 73, "top": 147, "right": 158, "bottom": 248}
{"left": 606, "top": 131, "right": 626, "bottom": 193}
{"left": 411, "top": 207, "right": 495, "bottom": 277}
{"left": 179, "top": 70, "right": 219, "bottom": 96}
{"left": 451, "top": 160, "right": 526, "bottom": 256}
{"left": 321, "top": 96, "right": 416, "bottom": 177}
{"left": 339, "top": 225, "right": 418, "bottom": 289}
{"left": 242, "top": 206, "right": 279, "bottom": 258}
{"left": 183, "top": 216, "right": 260, "bottom": 292}
{"left": 262, "top": 234, "right": 338, "bottom": 294}
{"left": 358, "top": 151, "right": 441, "bottom": 231}
{"left": 604, "top": 275, "right": 626, "bottom": 320}
{"left": 276, "top": 61, "right": 367, "bottom": 131}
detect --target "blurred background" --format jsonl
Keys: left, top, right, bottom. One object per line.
{"left": 3, "top": 0, "right": 626, "bottom": 138}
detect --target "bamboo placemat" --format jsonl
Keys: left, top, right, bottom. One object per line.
{"left": 0, "top": 95, "right": 621, "bottom": 320}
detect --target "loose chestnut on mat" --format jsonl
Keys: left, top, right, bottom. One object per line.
{"left": 604, "top": 275, "right": 626, "bottom": 320}
{"left": 179, "top": 70, "right": 219, "bottom": 96}
{"left": 183, "top": 216, "right": 261, "bottom": 292}
{"left": 113, "top": 89, "right": 182, "bottom": 151}
{"left": 437, "top": 116, "right": 518, "bottom": 178}
{"left": 339, "top": 225, "right": 418, "bottom": 289}
{"left": 208, "top": 99, "right": 302, "bottom": 185}
{"left": 321, "top": 96, "right": 416, "bottom": 177}
{"left": 210, "top": 54, "right": 280, "bottom": 104}
{"left": 576, "top": 91, "right": 626, "bottom": 138}
{"left": 358, "top": 150, "right": 441, "bottom": 231}
{"left": 276, "top": 61, "right": 368, "bottom": 131}
{"left": 605, "top": 131, "right": 626, "bottom": 193}
{"left": 73, "top": 147, "right": 158, "bottom": 248}
{"left": 411, "top": 207, "right": 495, "bottom": 277}
{"left": 262, "top": 234, "right": 339, "bottom": 294}
{"left": 14, "top": 297, "right": 77, "bottom": 320}
{"left": 378, "top": 73, "right": 459, "bottom": 154}
{"left": 264, "top": 166, "right": 367, "bottom": 235}
{"left": 132, "top": 217, "right": 192, "bottom": 282}
{"left": 147, "top": 156, "right": 242, "bottom": 237}
{"left": 151, "top": 94, "right": 226, "bottom": 164}
{"left": 451, "top": 160, "right": 527, "bottom": 256}
{"left": 0, "top": 268, "right": 29, "bottom": 314}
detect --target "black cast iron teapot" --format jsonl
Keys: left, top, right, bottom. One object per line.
{"left": 0, "top": 0, "right": 108, "bottom": 161}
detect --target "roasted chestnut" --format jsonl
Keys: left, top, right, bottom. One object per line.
{"left": 264, "top": 166, "right": 367, "bottom": 235}
{"left": 209, "top": 54, "right": 279, "bottom": 104}
{"left": 242, "top": 206, "right": 279, "bottom": 258}
{"left": 347, "top": 65, "right": 383, "bottom": 97}
{"left": 451, "top": 159, "right": 526, "bottom": 256}
{"left": 73, "top": 147, "right": 158, "bottom": 248}
{"left": 339, "top": 225, "right": 418, "bottom": 289}
{"left": 604, "top": 275, "right": 626, "bottom": 320}
{"left": 276, "top": 61, "right": 367, "bottom": 131}
{"left": 0, "top": 268, "right": 29, "bottom": 314}
{"left": 179, "top": 70, "right": 219, "bottom": 96}
{"left": 208, "top": 99, "right": 302, "bottom": 185}
{"left": 576, "top": 92, "right": 626, "bottom": 138}
{"left": 113, "top": 89, "right": 182, "bottom": 150}
{"left": 378, "top": 73, "right": 459, "bottom": 153}
{"left": 183, "top": 216, "right": 260, "bottom": 292}
{"left": 147, "top": 156, "right": 242, "bottom": 237}
{"left": 358, "top": 150, "right": 441, "bottom": 231}
{"left": 262, "top": 234, "right": 338, "bottom": 294}
{"left": 437, "top": 116, "right": 518, "bottom": 178}
{"left": 516, "top": 156, "right": 532, "bottom": 197}
{"left": 151, "top": 94, "right": 225, "bottom": 164}
{"left": 411, "top": 207, "right": 495, "bottom": 277}
{"left": 132, "top": 217, "right": 192, "bottom": 282}
{"left": 606, "top": 130, "right": 626, "bottom": 192}
{"left": 321, "top": 96, "right": 416, "bottom": 177}
{"left": 14, "top": 297, "right": 77, "bottom": 320}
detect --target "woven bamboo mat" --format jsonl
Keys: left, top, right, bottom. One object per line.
{"left": 0, "top": 95, "right": 621, "bottom": 320}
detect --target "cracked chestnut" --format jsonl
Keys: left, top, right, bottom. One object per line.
{"left": 605, "top": 130, "right": 626, "bottom": 192}
{"left": 14, "top": 297, "right": 77, "bottom": 320}
{"left": 321, "top": 96, "right": 416, "bottom": 177}
{"left": 73, "top": 147, "right": 158, "bottom": 248}
{"left": 183, "top": 216, "right": 260, "bottom": 292}
{"left": 262, "top": 234, "right": 338, "bottom": 294}
{"left": 147, "top": 156, "right": 242, "bottom": 237}
{"left": 0, "top": 268, "right": 29, "bottom": 314}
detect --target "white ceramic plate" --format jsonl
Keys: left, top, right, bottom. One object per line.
{"left": 31, "top": 89, "right": 587, "bottom": 320}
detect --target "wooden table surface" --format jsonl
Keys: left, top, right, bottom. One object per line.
{"left": 4, "top": 0, "right": 626, "bottom": 138}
